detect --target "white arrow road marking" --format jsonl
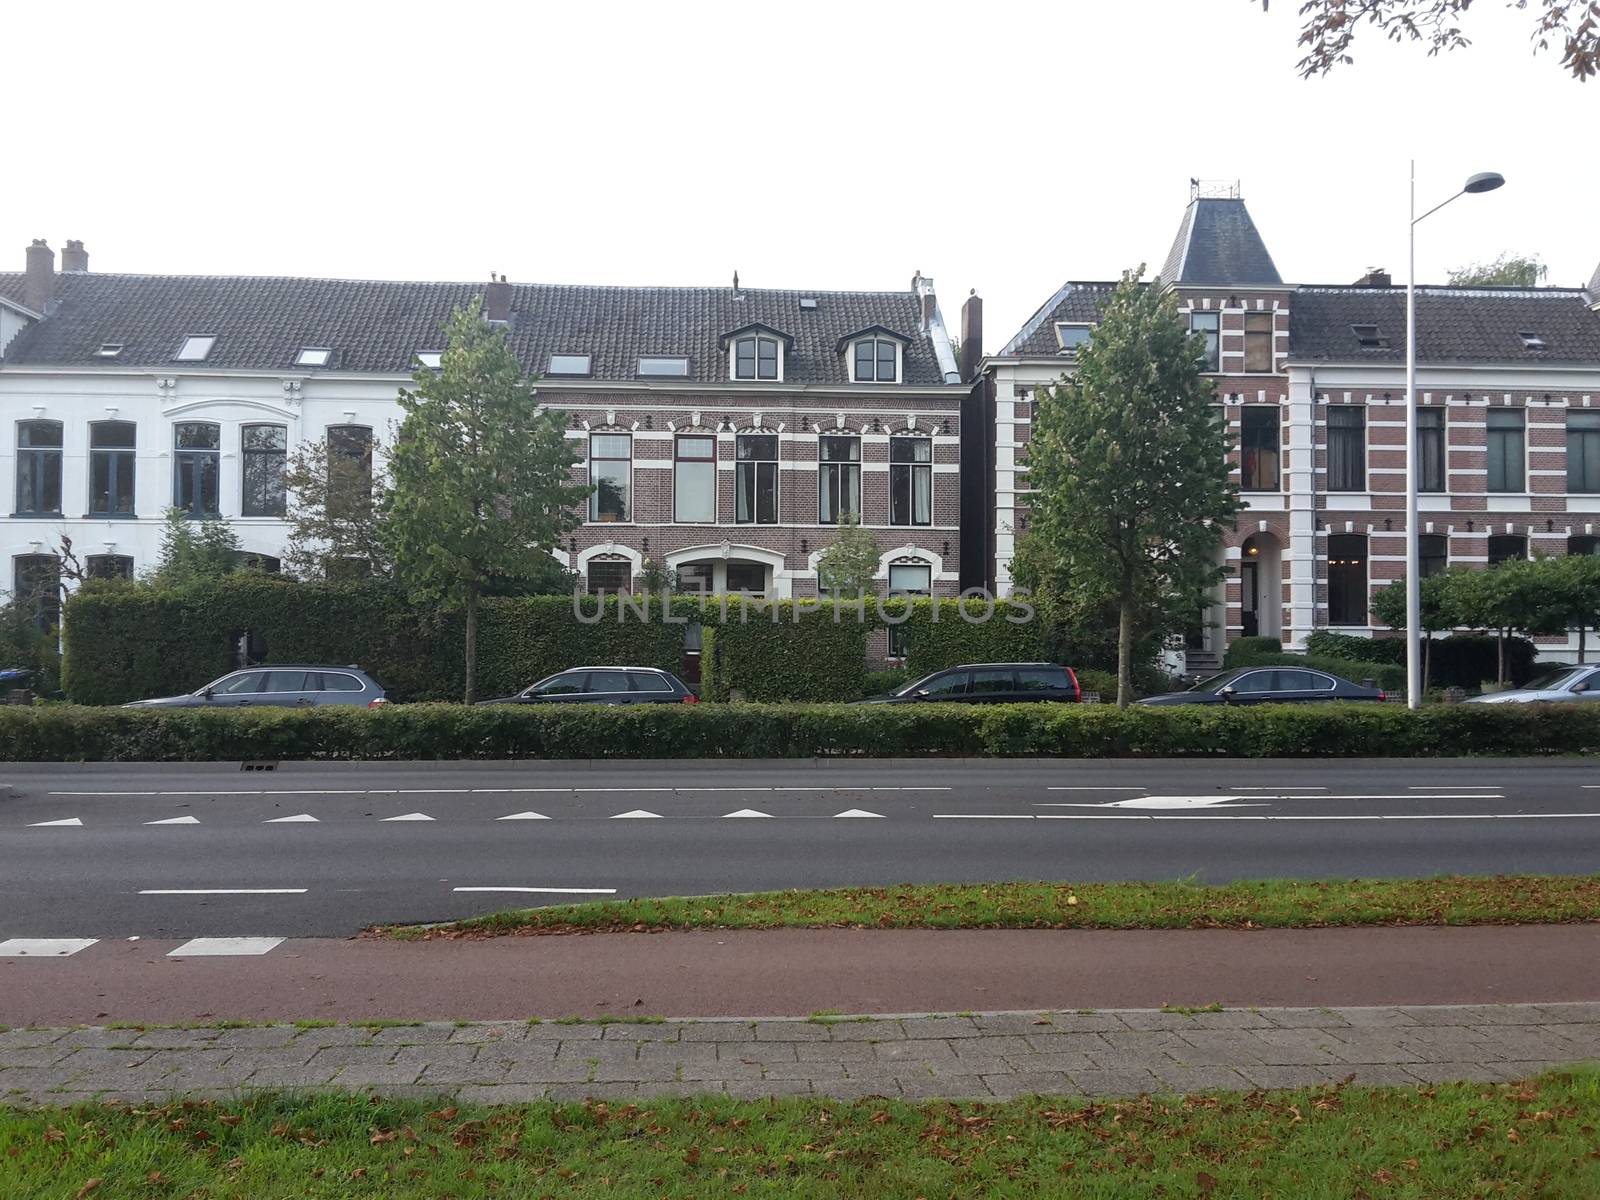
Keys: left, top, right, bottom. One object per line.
{"left": 496, "top": 811, "right": 550, "bottom": 820}
{"left": 168, "top": 937, "right": 285, "bottom": 957}
{"left": 264, "top": 814, "right": 319, "bottom": 823}
{"left": 28, "top": 817, "right": 82, "bottom": 827}
{"left": 0, "top": 938, "right": 98, "bottom": 957}
{"left": 834, "top": 809, "right": 886, "bottom": 818}
{"left": 452, "top": 886, "right": 617, "bottom": 894}
{"left": 611, "top": 809, "right": 663, "bottom": 819}
{"left": 723, "top": 808, "right": 774, "bottom": 818}
{"left": 380, "top": 812, "right": 435, "bottom": 822}
{"left": 144, "top": 815, "right": 200, "bottom": 825}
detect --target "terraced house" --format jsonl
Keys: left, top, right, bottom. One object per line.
{"left": 975, "top": 183, "right": 1600, "bottom": 667}
{"left": 0, "top": 243, "right": 968, "bottom": 635}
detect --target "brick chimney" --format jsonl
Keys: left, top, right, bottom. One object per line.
{"left": 959, "top": 290, "right": 983, "bottom": 382}
{"left": 912, "top": 270, "right": 936, "bottom": 330}
{"left": 1354, "top": 267, "right": 1391, "bottom": 287}
{"left": 23, "top": 240, "right": 54, "bottom": 313}
{"left": 484, "top": 274, "right": 511, "bottom": 324}
{"left": 60, "top": 240, "right": 89, "bottom": 273}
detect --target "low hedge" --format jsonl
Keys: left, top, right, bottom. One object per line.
{"left": 1, "top": 701, "right": 1596, "bottom": 761}
{"left": 1304, "top": 630, "right": 1538, "bottom": 689}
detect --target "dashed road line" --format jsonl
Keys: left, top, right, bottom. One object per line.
{"left": 379, "top": 812, "right": 435, "bottom": 822}
{"left": 263, "top": 813, "right": 319, "bottom": 823}
{"left": 168, "top": 937, "right": 284, "bottom": 957}
{"left": 452, "top": 886, "right": 617, "bottom": 895}
{"left": 138, "top": 888, "right": 309, "bottom": 895}
{"left": 27, "top": 817, "right": 82, "bottom": 827}
{"left": 144, "top": 815, "right": 200, "bottom": 825}
{"left": 0, "top": 938, "right": 97, "bottom": 957}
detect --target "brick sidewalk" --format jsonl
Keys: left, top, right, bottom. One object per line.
{"left": 3, "top": 1004, "right": 1597, "bottom": 1107}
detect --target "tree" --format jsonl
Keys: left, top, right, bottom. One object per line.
{"left": 1447, "top": 254, "right": 1550, "bottom": 287}
{"left": 151, "top": 508, "right": 241, "bottom": 587}
{"left": 282, "top": 435, "right": 390, "bottom": 581}
{"left": 1370, "top": 571, "right": 1454, "bottom": 688}
{"left": 382, "top": 300, "right": 588, "bottom": 704}
{"left": 1276, "top": 0, "right": 1599, "bottom": 82}
{"left": 1027, "top": 268, "right": 1242, "bottom": 706}
{"left": 815, "top": 513, "right": 882, "bottom": 598}
{"left": 1445, "top": 559, "right": 1566, "bottom": 684}
{"left": 1527, "top": 553, "right": 1600, "bottom": 662}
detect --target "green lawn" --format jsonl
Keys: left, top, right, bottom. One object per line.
{"left": 5, "top": 1073, "right": 1598, "bottom": 1198}
{"left": 381, "top": 874, "right": 1600, "bottom": 939}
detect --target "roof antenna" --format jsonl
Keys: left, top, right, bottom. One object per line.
{"left": 732, "top": 270, "right": 740, "bottom": 292}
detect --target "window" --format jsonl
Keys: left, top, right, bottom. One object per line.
{"left": 1054, "top": 323, "right": 1093, "bottom": 356}
{"left": 415, "top": 351, "right": 443, "bottom": 369}
{"left": 174, "top": 335, "right": 216, "bottom": 362}
{"left": 216, "top": 671, "right": 267, "bottom": 695}
{"left": 886, "top": 562, "right": 931, "bottom": 658}
{"left": 1232, "top": 670, "right": 1281, "bottom": 694}
{"left": 264, "top": 671, "right": 306, "bottom": 693}
{"left": 533, "top": 671, "right": 586, "bottom": 696}
{"left": 173, "top": 421, "right": 221, "bottom": 516}
{"left": 327, "top": 425, "right": 373, "bottom": 519}
{"left": 1487, "top": 535, "right": 1526, "bottom": 567}
{"left": 818, "top": 435, "right": 861, "bottom": 523}
{"left": 1189, "top": 311, "right": 1219, "bottom": 371}
{"left": 87, "top": 421, "right": 136, "bottom": 517}
{"left": 237, "top": 552, "right": 281, "bottom": 573}
{"left": 889, "top": 436, "right": 932, "bottom": 526}
{"left": 1240, "top": 407, "right": 1279, "bottom": 491}
{"left": 969, "top": 668, "right": 1015, "bottom": 695}
{"left": 12, "top": 555, "right": 60, "bottom": 631}
{"left": 920, "top": 670, "right": 969, "bottom": 697}
{"left": 94, "top": 343, "right": 124, "bottom": 359}
{"left": 638, "top": 356, "right": 690, "bottom": 377}
{"left": 735, "top": 434, "right": 778, "bottom": 524}
{"left": 1244, "top": 311, "right": 1274, "bottom": 372}
{"left": 1352, "top": 324, "right": 1389, "bottom": 349}
{"left": 1519, "top": 331, "right": 1547, "bottom": 351}
{"left": 1487, "top": 409, "right": 1525, "bottom": 493}
{"left": 1569, "top": 412, "right": 1600, "bottom": 494}
{"left": 734, "top": 336, "right": 780, "bottom": 381}
{"left": 1419, "top": 533, "right": 1448, "bottom": 579}
{"left": 312, "top": 671, "right": 363, "bottom": 692}
{"left": 295, "top": 347, "right": 332, "bottom": 367}
{"left": 725, "top": 562, "right": 767, "bottom": 594}
{"left": 628, "top": 671, "right": 672, "bottom": 693}
{"left": 586, "top": 560, "right": 631, "bottom": 592}
{"left": 852, "top": 337, "right": 899, "bottom": 383}
{"left": 1326, "top": 406, "right": 1366, "bottom": 492}
{"left": 1570, "top": 535, "right": 1600, "bottom": 557}
{"left": 586, "top": 669, "right": 631, "bottom": 695}
{"left": 1017, "top": 667, "right": 1071, "bottom": 692}
{"left": 86, "top": 554, "right": 134, "bottom": 580}
{"left": 1327, "top": 533, "right": 1367, "bottom": 626}
{"left": 1418, "top": 407, "right": 1446, "bottom": 493}
{"left": 1276, "top": 669, "right": 1336, "bottom": 692}
{"left": 589, "top": 433, "right": 632, "bottom": 521}
{"left": 673, "top": 435, "right": 716, "bottom": 523}
{"left": 241, "top": 424, "right": 288, "bottom": 517}
{"left": 15, "top": 421, "right": 63, "bottom": 515}
{"left": 676, "top": 563, "right": 713, "bottom": 594}
{"left": 548, "top": 354, "right": 592, "bottom": 376}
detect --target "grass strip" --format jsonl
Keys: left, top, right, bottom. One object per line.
{"left": 5, "top": 1073, "right": 1599, "bottom": 1198}
{"left": 380, "top": 873, "right": 1600, "bottom": 939}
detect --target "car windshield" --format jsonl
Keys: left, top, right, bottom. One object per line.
{"left": 1186, "top": 671, "right": 1240, "bottom": 694}
{"left": 893, "top": 672, "right": 945, "bottom": 697}
{"left": 1521, "top": 668, "right": 1584, "bottom": 691}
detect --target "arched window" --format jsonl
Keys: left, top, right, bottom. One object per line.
{"left": 851, "top": 337, "right": 900, "bottom": 383}
{"left": 16, "top": 420, "right": 63, "bottom": 515}
{"left": 173, "top": 422, "right": 221, "bottom": 516}
{"left": 733, "top": 335, "right": 780, "bottom": 381}
{"left": 1327, "top": 534, "right": 1367, "bottom": 627}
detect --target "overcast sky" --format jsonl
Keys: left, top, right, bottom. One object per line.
{"left": 7, "top": 1, "right": 1596, "bottom": 352}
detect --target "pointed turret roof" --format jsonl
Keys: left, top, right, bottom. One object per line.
{"left": 1158, "top": 196, "right": 1282, "bottom": 287}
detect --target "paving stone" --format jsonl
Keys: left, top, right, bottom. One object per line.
{"left": 723, "top": 1042, "right": 798, "bottom": 1064}
{"left": 555, "top": 1041, "right": 637, "bottom": 1065}
{"left": 949, "top": 1035, "right": 1032, "bottom": 1058}
{"left": 633, "top": 1081, "right": 729, "bottom": 1099}
{"left": 601, "top": 1024, "right": 681, "bottom": 1042}
{"left": 523, "top": 1023, "right": 604, "bottom": 1041}
{"left": 980, "top": 1071, "right": 1077, "bottom": 1100}
{"left": 1023, "top": 1032, "right": 1113, "bottom": 1056}
{"left": 445, "top": 1022, "right": 524, "bottom": 1045}
{"left": 502, "top": 1059, "right": 592, "bottom": 1084}
{"left": 722, "top": 1080, "right": 815, "bottom": 1099}
{"left": 1339, "top": 1065, "right": 1428, "bottom": 1087}
{"left": 901, "top": 1017, "right": 981, "bottom": 1039}
{"left": 872, "top": 1041, "right": 962, "bottom": 1065}
{"left": 389, "top": 1045, "right": 481, "bottom": 1069}
{"left": 1065, "top": 1069, "right": 1159, "bottom": 1097}
{"left": 1170, "top": 1032, "right": 1271, "bottom": 1066}
{"left": 1028, "top": 1013, "right": 1130, "bottom": 1034}
{"left": 930, "top": 1055, "right": 1011, "bottom": 1077}
{"left": 369, "top": 1024, "right": 456, "bottom": 1045}
{"left": 333, "top": 1063, "right": 429, "bottom": 1087}
{"left": 1085, "top": 1048, "right": 1181, "bottom": 1073}
{"left": 487, "top": 1043, "right": 559, "bottom": 1069}
{"left": 548, "top": 1082, "right": 635, "bottom": 1101}
{"left": 453, "top": 1083, "right": 547, "bottom": 1104}
{"left": 893, "top": 1074, "right": 991, "bottom": 1099}
{"left": 972, "top": 1013, "right": 1060, "bottom": 1035}
{"left": 210, "top": 1027, "right": 303, "bottom": 1050}
{"left": 1234, "top": 1065, "right": 1343, "bottom": 1089}
{"left": 1116, "top": 1011, "right": 1225, "bottom": 1032}
{"left": 1535, "top": 1003, "right": 1600, "bottom": 1024}
{"left": 128, "top": 1029, "right": 224, "bottom": 1050}
{"left": 1324, "top": 1008, "right": 1422, "bottom": 1030}
{"left": 795, "top": 1041, "right": 877, "bottom": 1061}
{"left": 1471, "top": 1028, "right": 1588, "bottom": 1061}
{"left": 0, "top": 1029, "right": 69, "bottom": 1050}
{"left": 591, "top": 1060, "right": 683, "bottom": 1083}
{"left": 1401, "top": 1061, "right": 1528, "bottom": 1084}
{"left": 0, "top": 1045, "right": 74, "bottom": 1068}
{"left": 1321, "top": 1035, "right": 1424, "bottom": 1065}
{"left": 414, "top": 1060, "right": 509, "bottom": 1086}
{"left": 290, "top": 1027, "right": 376, "bottom": 1048}
{"left": 635, "top": 1042, "right": 720, "bottom": 1067}
{"left": 1, "top": 1068, "right": 86, "bottom": 1094}
{"left": 676, "top": 1023, "right": 755, "bottom": 1042}
{"left": 1259, "top": 1008, "right": 1350, "bottom": 1028}
{"left": 1238, "top": 1033, "right": 1344, "bottom": 1067}
{"left": 1150, "top": 1065, "right": 1253, "bottom": 1093}
{"left": 759, "top": 1061, "right": 849, "bottom": 1080}
{"left": 825, "top": 1022, "right": 904, "bottom": 1041}
{"left": 308, "top": 1046, "right": 398, "bottom": 1071}
{"left": 1003, "top": 1051, "right": 1100, "bottom": 1074}
{"left": 813, "top": 1077, "right": 901, "bottom": 1099}
{"left": 750, "top": 1022, "right": 831, "bottom": 1041}
{"left": 245, "top": 1065, "right": 338, "bottom": 1087}
{"left": 678, "top": 1058, "right": 764, "bottom": 1082}
{"left": 58, "top": 1029, "right": 158, "bottom": 1050}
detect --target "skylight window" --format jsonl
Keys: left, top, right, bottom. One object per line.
{"left": 638, "top": 355, "right": 690, "bottom": 377}
{"left": 296, "top": 347, "right": 332, "bottom": 367}
{"left": 174, "top": 335, "right": 216, "bottom": 362}
{"left": 548, "top": 354, "right": 593, "bottom": 376}
{"left": 1519, "top": 331, "right": 1547, "bottom": 351}
{"left": 1054, "top": 323, "right": 1093, "bottom": 356}
{"left": 1352, "top": 324, "right": 1389, "bottom": 349}
{"left": 94, "top": 343, "right": 124, "bottom": 359}
{"left": 799, "top": 298, "right": 819, "bottom": 311}
{"left": 416, "top": 351, "right": 443, "bottom": 369}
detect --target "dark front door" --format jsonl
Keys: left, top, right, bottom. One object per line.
{"left": 1240, "top": 562, "right": 1259, "bottom": 638}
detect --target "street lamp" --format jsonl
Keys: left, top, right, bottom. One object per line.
{"left": 1405, "top": 164, "right": 1505, "bottom": 708}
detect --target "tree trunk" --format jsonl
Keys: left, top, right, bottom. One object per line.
{"left": 1422, "top": 632, "right": 1431, "bottom": 693}
{"left": 1579, "top": 624, "right": 1587, "bottom": 664}
{"left": 1116, "top": 587, "right": 1134, "bottom": 709}
{"left": 1496, "top": 628, "right": 1506, "bottom": 686}
{"left": 464, "top": 582, "right": 480, "bottom": 705}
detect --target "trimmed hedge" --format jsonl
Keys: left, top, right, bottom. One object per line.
{"left": 699, "top": 602, "right": 871, "bottom": 702}
{"left": 1, "top": 701, "right": 1597, "bottom": 761}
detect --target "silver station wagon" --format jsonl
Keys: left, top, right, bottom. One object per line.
{"left": 123, "top": 665, "right": 388, "bottom": 709}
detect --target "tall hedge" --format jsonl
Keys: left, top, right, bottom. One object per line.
{"left": 699, "top": 600, "right": 870, "bottom": 702}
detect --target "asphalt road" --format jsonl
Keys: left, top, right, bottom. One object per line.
{"left": 2, "top": 758, "right": 1599, "bottom": 938}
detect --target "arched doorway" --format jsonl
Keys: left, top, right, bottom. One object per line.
{"left": 1240, "top": 532, "right": 1283, "bottom": 640}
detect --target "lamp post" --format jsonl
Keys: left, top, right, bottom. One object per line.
{"left": 1405, "top": 164, "right": 1505, "bottom": 708}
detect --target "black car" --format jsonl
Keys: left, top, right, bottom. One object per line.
{"left": 856, "top": 663, "right": 1081, "bottom": 705}
{"left": 1138, "top": 666, "right": 1386, "bottom": 706}
{"left": 480, "top": 666, "right": 698, "bottom": 706}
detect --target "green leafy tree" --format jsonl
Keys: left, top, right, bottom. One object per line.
{"left": 382, "top": 300, "right": 588, "bottom": 703}
{"left": 635, "top": 557, "right": 673, "bottom": 595}
{"left": 1445, "top": 559, "right": 1566, "bottom": 684}
{"left": 1447, "top": 254, "right": 1549, "bottom": 287}
{"left": 282, "top": 435, "right": 390, "bottom": 581}
{"left": 1526, "top": 552, "right": 1600, "bottom": 663}
{"left": 1370, "top": 571, "right": 1456, "bottom": 688}
{"left": 151, "top": 508, "right": 241, "bottom": 587}
{"left": 1027, "top": 268, "right": 1242, "bottom": 706}
{"left": 815, "top": 514, "right": 882, "bottom": 598}
{"left": 1277, "top": 0, "right": 1598, "bottom": 81}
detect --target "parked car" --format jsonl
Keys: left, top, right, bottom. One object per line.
{"left": 1465, "top": 665, "right": 1600, "bottom": 704}
{"left": 480, "top": 666, "right": 698, "bottom": 706}
{"left": 855, "top": 663, "right": 1081, "bottom": 705}
{"left": 1138, "top": 666, "right": 1385, "bottom": 706}
{"left": 123, "top": 665, "right": 388, "bottom": 709}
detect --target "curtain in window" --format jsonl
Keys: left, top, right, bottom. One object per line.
{"left": 1417, "top": 408, "right": 1445, "bottom": 493}
{"left": 1326, "top": 407, "right": 1365, "bottom": 492}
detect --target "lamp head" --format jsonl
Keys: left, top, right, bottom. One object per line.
{"left": 1463, "top": 172, "right": 1505, "bottom": 194}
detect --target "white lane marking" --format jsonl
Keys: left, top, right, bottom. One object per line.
{"left": 610, "top": 809, "right": 663, "bottom": 819}
{"left": 723, "top": 808, "right": 774, "bottom": 818}
{"left": 834, "top": 809, "right": 886, "bottom": 818}
{"left": 452, "top": 886, "right": 617, "bottom": 894}
{"left": 28, "top": 817, "right": 83, "bottom": 827}
{"left": 264, "top": 813, "right": 319, "bottom": 823}
{"left": 1408, "top": 785, "right": 1502, "bottom": 790}
{"left": 1034, "top": 812, "right": 1600, "bottom": 821}
{"left": 0, "top": 938, "right": 98, "bottom": 957}
{"left": 49, "top": 791, "right": 158, "bottom": 797}
{"left": 1050, "top": 796, "right": 1269, "bottom": 810}
{"left": 496, "top": 811, "right": 550, "bottom": 821}
{"left": 379, "top": 812, "right": 435, "bottom": 822}
{"left": 933, "top": 814, "right": 1035, "bottom": 819}
{"left": 263, "top": 790, "right": 368, "bottom": 795}
{"left": 1044, "top": 786, "right": 1146, "bottom": 791}
{"left": 139, "top": 888, "right": 308, "bottom": 895}
{"left": 167, "top": 937, "right": 285, "bottom": 957}
{"left": 144, "top": 815, "right": 200, "bottom": 825}
{"left": 1233, "top": 786, "right": 1328, "bottom": 791}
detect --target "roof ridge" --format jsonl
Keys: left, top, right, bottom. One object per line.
{"left": 51, "top": 271, "right": 919, "bottom": 298}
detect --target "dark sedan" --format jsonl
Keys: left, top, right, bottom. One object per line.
{"left": 1138, "top": 666, "right": 1386, "bottom": 706}
{"left": 480, "top": 666, "right": 698, "bottom": 706}
{"left": 122, "top": 665, "right": 388, "bottom": 709}
{"left": 856, "top": 663, "right": 1081, "bottom": 705}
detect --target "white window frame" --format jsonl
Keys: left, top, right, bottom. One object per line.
{"left": 638, "top": 355, "right": 691, "bottom": 378}
{"left": 849, "top": 337, "right": 902, "bottom": 384}
{"left": 548, "top": 353, "right": 592, "bottom": 376}
{"left": 1054, "top": 323, "right": 1094, "bottom": 357}
{"left": 174, "top": 335, "right": 217, "bottom": 362}
{"left": 295, "top": 347, "right": 332, "bottom": 367}
{"left": 731, "top": 335, "right": 783, "bottom": 382}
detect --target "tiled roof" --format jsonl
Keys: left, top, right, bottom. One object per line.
{"left": 1289, "top": 286, "right": 1600, "bottom": 365}
{"left": 0, "top": 273, "right": 954, "bottom": 385}
{"left": 995, "top": 281, "right": 1119, "bottom": 358}
{"left": 1158, "top": 198, "right": 1282, "bottom": 287}
{"left": 0, "top": 272, "right": 35, "bottom": 314}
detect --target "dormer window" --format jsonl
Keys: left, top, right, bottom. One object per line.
{"left": 852, "top": 337, "right": 899, "bottom": 383}
{"left": 1519, "top": 331, "right": 1547, "bottom": 351}
{"left": 548, "top": 353, "right": 592, "bottom": 376}
{"left": 1054, "top": 323, "right": 1093, "bottom": 356}
{"left": 1352, "top": 324, "right": 1389, "bottom": 349}
{"left": 296, "top": 347, "right": 332, "bottom": 367}
{"left": 94, "top": 343, "right": 124, "bottom": 359}
{"left": 734, "top": 335, "right": 780, "bottom": 381}
{"left": 416, "top": 351, "right": 443, "bottom": 369}
{"left": 174, "top": 335, "right": 216, "bottom": 362}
